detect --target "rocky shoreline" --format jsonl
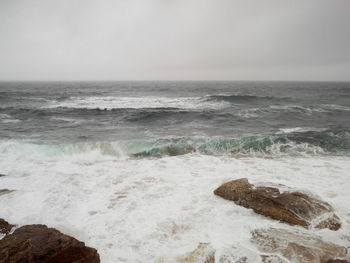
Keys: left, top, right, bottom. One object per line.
{"left": 210, "top": 178, "right": 349, "bottom": 263}
{"left": 1, "top": 177, "right": 349, "bottom": 262}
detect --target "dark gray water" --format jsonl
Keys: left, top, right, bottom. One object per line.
{"left": 1, "top": 81, "right": 349, "bottom": 157}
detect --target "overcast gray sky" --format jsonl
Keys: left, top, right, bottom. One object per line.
{"left": 0, "top": 0, "right": 349, "bottom": 81}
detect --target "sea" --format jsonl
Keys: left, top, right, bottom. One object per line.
{"left": 0, "top": 81, "right": 349, "bottom": 262}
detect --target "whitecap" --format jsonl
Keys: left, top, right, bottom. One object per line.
{"left": 45, "top": 96, "right": 229, "bottom": 110}
{"left": 0, "top": 114, "right": 21, "bottom": 123}
{"left": 321, "top": 104, "right": 350, "bottom": 111}
{"left": 50, "top": 117, "right": 84, "bottom": 124}
{"left": 277, "top": 127, "right": 328, "bottom": 134}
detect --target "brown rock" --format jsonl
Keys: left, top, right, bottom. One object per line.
{"left": 327, "top": 260, "right": 350, "bottom": 263}
{"left": 167, "top": 146, "right": 196, "bottom": 156}
{"left": 214, "top": 178, "right": 341, "bottom": 230}
{"left": 252, "top": 228, "right": 349, "bottom": 263}
{"left": 219, "top": 255, "right": 248, "bottom": 263}
{"left": 0, "top": 218, "right": 14, "bottom": 235}
{"left": 260, "top": 254, "right": 288, "bottom": 263}
{"left": 0, "top": 224, "right": 100, "bottom": 263}
{"left": 176, "top": 243, "right": 215, "bottom": 263}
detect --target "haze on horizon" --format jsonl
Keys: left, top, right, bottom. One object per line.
{"left": 0, "top": 0, "right": 349, "bottom": 81}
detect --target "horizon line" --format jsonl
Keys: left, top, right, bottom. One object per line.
{"left": 1, "top": 79, "right": 350, "bottom": 83}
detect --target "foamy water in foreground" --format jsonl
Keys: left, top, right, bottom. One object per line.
{"left": 0, "top": 146, "right": 349, "bottom": 262}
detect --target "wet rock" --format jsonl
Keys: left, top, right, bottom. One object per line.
{"left": 0, "top": 189, "right": 14, "bottom": 196}
{"left": 167, "top": 146, "right": 196, "bottom": 156}
{"left": 0, "top": 218, "right": 14, "bottom": 235}
{"left": 327, "top": 260, "right": 350, "bottom": 263}
{"left": 251, "top": 228, "right": 349, "bottom": 263}
{"left": 219, "top": 255, "right": 247, "bottom": 263}
{"left": 0, "top": 224, "right": 100, "bottom": 263}
{"left": 177, "top": 243, "right": 215, "bottom": 263}
{"left": 260, "top": 254, "right": 288, "bottom": 263}
{"left": 214, "top": 178, "right": 341, "bottom": 230}
{"left": 219, "top": 256, "right": 248, "bottom": 263}
{"left": 156, "top": 243, "right": 215, "bottom": 263}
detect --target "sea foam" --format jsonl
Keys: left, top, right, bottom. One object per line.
{"left": 0, "top": 147, "right": 349, "bottom": 262}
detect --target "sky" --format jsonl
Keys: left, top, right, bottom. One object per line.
{"left": 0, "top": 0, "right": 349, "bottom": 81}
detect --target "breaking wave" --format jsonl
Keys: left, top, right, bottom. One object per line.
{"left": 44, "top": 96, "right": 229, "bottom": 110}
{"left": 1, "top": 129, "right": 349, "bottom": 159}
{"left": 204, "top": 94, "right": 285, "bottom": 103}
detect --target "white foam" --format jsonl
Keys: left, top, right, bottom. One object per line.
{"left": 269, "top": 104, "right": 328, "bottom": 114}
{"left": 46, "top": 96, "right": 229, "bottom": 110}
{"left": 0, "top": 114, "right": 21, "bottom": 123}
{"left": 277, "top": 127, "right": 328, "bottom": 134}
{"left": 0, "top": 142, "right": 349, "bottom": 262}
{"left": 235, "top": 108, "right": 261, "bottom": 118}
{"left": 321, "top": 104, "right": 350, "bottom": 111}
{"left": 51, "top": 117, "right": 85, "bottom": 124}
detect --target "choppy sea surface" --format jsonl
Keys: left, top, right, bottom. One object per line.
{"left": 0, "top": 81, "right": 350, "bottom": 262}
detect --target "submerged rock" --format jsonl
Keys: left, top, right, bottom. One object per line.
{"left": 214, "top": 178, "right": 341, "bottom": 230}
{"left": 0, "top": 189, "right": 14, "bottom": 196}
{"left": 260, "top": 254, "right": 288, "bottom": 263}
{"left": 327, "top": 260, "right": 350, "bottom": 263}
{"left": 167, "top": 146, "right": 196, "bottom": 156}
{"left": 0, "top": 218, "right": 14, "bottom": 235}
{"left": 0, "top": 224, "right": 100, "bottom": 263}
{"left": 252, "top": 228, "right": 349, "bottom": 263}
{"left": 177, "top": 243, "right": 215, "bottom": 263}
{"left": 156, "top": 243, "right": 215, "bottom": 263}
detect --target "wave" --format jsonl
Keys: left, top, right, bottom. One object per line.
{"left": 1, "top": 129, "right": 348, "bottom": 159}
{"left": 269, "top": 104, "right": 350, "bottom": 114}
{"left": 0, "top": 113, "right": 21, "bottom": 123}
{"left": 205, "top": 94, "right": 288, "bottom": 103}
{"left": 0, "top": 107, "right": 227, "bottom": 124}
{"left": 268, "top": 104, "right": 328, "bottom": 114}
{"left": 277, "top": 127, "right": 328, "bottom": 134}
{"left": 321, "top": 104, "right": 350, "bottom": 111}
{"left": 45, "top": 96, "right": 229, "bottom": 110}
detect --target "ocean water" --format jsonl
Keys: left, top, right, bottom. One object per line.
{"left": 0, "top": 81, "right": 350, "bottom": 262}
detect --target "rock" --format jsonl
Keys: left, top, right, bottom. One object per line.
{"left": 327, "top": 260, "right": 350, "bottom": 263}
{"left": 315, "top": 214, "right": 342, "bottom": 230}
{"left": 156, "top": 243, "right": 215, "bottom": 263}
{"left": 0, "top": 218, "right": 14, "bottom": 235}
{"left": 214, "top": 178, "right": 341, "bottom": 230}
{"left": 167, "top": 146, "right": 196, "bottom": 156}
{"left": 219, "top": 255, "right": 248, "bottom": 263}
{"left": 176, "top": 243, "right": 215, "bottom": 263}
{"left": 0, "top": 174, "right": 5, "bottom": 177}
{"left": 0, "top": 224, "right": 100, "bottom": 263}
{"left": 251, "top": 228, "right": 349, "bottom": 263}
{"left": 260, "top": 254, "right": 289, "bottom": 263}
{"left": 220, "top": 256, "right": 248, "bottom": 263}
{"left": 0, "top": 189, "right": 14, "bottom": 196}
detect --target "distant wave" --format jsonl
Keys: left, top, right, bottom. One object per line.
{"left": 321, "top": 104, "right": 350, "bottom": 111}
{"left": 277, "top": 127, "right": 328, "bottom": 134}
{"left": 0, "top": 113, "right": 21, "bottom": 123}
{"left": 44, "top": 96, "right": 230, "bottom": 110}
{"left": 268, "top": 104, "right": 329, "bottom": 114}
{"left": 204, "top": 94, "right": 288, "bottom": 103}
